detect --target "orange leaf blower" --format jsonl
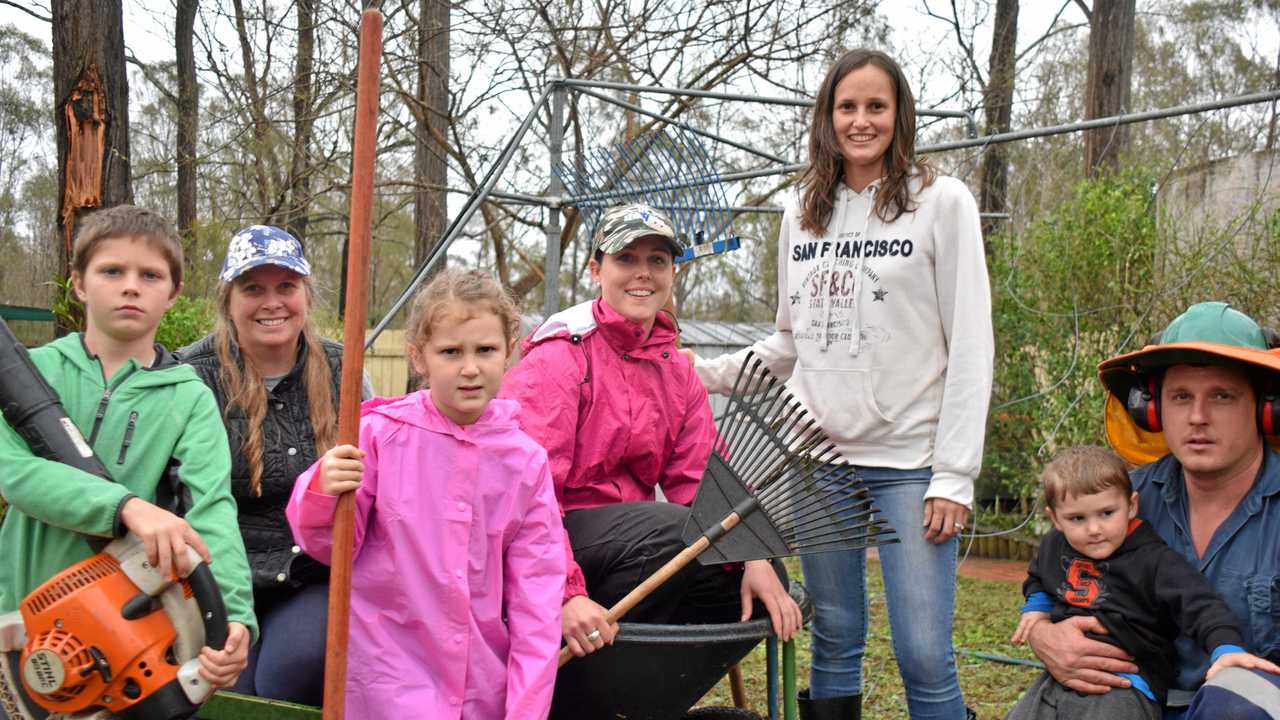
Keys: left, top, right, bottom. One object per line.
{"left": 0, "top": 319, "right": 227, "bottom": 720}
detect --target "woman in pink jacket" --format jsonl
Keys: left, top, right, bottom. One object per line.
{"left": 502, "top": 203, "right": 802, "bottom": 659}
{"left": 287, "top": 269, "right": 565, "bottom": 720}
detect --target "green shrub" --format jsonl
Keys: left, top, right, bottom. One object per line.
{"left": 983, "top": 167, "right": 1277, "bottom": 507}
{"left": 984, "top": 169, "right": 1159, "bottom": 502}
{"left": 155, "top": 294, "right": 216, "bottom": 351}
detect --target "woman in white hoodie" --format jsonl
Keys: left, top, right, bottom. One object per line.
{"left": 689, "top": 49, "right": 993, "bottom": 720}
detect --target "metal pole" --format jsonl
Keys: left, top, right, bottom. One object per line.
{"left": 561, "top": 87, "right": 1280, "bottom": 198}
{"left": 766, "top": 637, "right": 779, "bottom": 720}
{"left": 544, "top": 82, "right": 566, "bottom": 317}
{"left": 365, "top": 87, "right": 555, "bottom": 348}
{"left": 923, "top": 88, "right": 1280, "bottom": 153}
{"left": 573, "top": 85, "right": 788, "bottom": 164}
{"left": 783, "top": 638, "right": 797, "bottom": 720}
{"left": 560, "top": 77, "right": 977, "bottom": 126}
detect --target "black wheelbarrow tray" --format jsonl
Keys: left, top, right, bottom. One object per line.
{"left": 550, "top": 580, "right": 812, "bottom": 720}
{"left": 196, "top": 582, "right": 811, "bottom": 720}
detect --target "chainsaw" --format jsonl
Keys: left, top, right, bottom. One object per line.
{"left": 0, "top": 319, "right": 228, "bottom": 720}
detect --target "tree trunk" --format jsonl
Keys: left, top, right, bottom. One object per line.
{"left": 1083, "top": 0, "right": 1136, "bottom": 177}
{"left": 408, "top": 0, "right": 450, "bottom": 389}
{"left": 175, "top": 0, "right": 198, "bottom": 252}
{"left": 286, "top": 0, "right": 316, "bottom": 241}
{"left": 979, "top": 0, "right": 1017, "bottom": 242}
{"left": 52, "top": 0, "right": 131, "bottom": 279}
{"left": 413, "top": 0, "right": 450, "bottom": 273}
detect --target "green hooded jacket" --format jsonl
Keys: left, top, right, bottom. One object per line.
{"left": 0, "top": 333, "right": 257, "bottom": 641}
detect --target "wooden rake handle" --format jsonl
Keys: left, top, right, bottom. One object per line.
{"left": 322, "top": 9, "right": 383, "bottom": 720}
{"left": 557, "top": 512, "right": 743, "bottom": 668}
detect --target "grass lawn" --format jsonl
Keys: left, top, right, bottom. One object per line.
{"left": 694, "top": 557, "right": 1042, "bottom": 719}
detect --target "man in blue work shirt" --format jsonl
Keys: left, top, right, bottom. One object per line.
{"left": 1025, "top": 301, "right": 1280, "bottom": 719}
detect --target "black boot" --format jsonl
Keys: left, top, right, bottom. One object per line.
{"left": 797, "top": 689, "right": 861, "bottom": 720}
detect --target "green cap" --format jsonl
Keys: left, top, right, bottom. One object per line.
{"left": 1159, "top": 301, "right": 1266, "bottom": 349}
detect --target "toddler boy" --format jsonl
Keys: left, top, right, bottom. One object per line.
{"left": 1006, "top": 445, "right": 1278, "bottom": 719}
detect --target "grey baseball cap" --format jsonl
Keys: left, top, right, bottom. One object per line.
{"left": 593, "top": 204, "right": 686, "bottom": 257}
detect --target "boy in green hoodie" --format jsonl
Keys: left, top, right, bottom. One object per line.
{"left": 0, "top": 205, "right": 256, "bottom": 690}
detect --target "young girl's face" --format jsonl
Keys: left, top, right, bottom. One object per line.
{"left": 589, "top": 236, "right": 675, "bottom": 333}
{"left": 831, "top": 63, "right": 897, "bottom": 190}
{"left": 410, "top": 305, "right": 512, "bottom": 426}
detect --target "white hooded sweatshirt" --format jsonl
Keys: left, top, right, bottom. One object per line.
{"left": 694, "top": 174, "right": 994, "bottom": 508}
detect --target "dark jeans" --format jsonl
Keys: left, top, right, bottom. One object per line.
{"left": 564, "top": 501, "right": 785, "bottom": 624}
{"left": 231, "top": 581, "right": 328, "bottom": 706}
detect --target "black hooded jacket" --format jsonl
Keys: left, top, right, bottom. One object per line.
{"left": 1024, "top": 519, "right": 1245, "bottom": 702}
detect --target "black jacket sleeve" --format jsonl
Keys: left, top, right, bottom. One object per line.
{"left": 1152, "top": 544, "right": 1244, "bottom": 653}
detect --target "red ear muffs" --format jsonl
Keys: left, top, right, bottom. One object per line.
{"left": 1126, "top": 374, "right": 1162, "bottom": 432}
{"left": 1260, "top": 391, "right": 1279, "bottom": 436}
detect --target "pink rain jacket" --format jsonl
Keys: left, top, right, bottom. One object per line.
{"left": 287, "top": 392, "right": 565, "bottom": 720}
{"left": 501, "top": 298, "right": 716, "bottom": 600}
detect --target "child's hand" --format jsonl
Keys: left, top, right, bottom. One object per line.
{"left": 1012, "top": 611, "right": 1050, "bottom": 645}
{"left": 317, "top": 444, "right": 365, "bottom": 495}
{"left": 1207, "top": 650, "right": 1280, "bottom": 680}
{"left": 120, "top": 497, "right": 211, "bottom": 580}
{"left": 198, "top": 621, "right": 250, "bottom": 689}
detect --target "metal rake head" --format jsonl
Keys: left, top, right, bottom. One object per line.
{"left": 554, "top": 125, "right": 742, "bottom": 264}
{"left": 682, "top": 352, "right": 898, "bottom": 563}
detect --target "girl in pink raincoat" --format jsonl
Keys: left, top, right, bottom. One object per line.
{"left": 287, "top": 269, "right": 565, "bottom": 720}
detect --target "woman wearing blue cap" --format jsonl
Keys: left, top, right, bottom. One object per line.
{"left": 179, "top": 225, "right": 356, "bottom": 705}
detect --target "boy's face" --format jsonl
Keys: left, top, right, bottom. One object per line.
{"left": 72, "top": 236, "right": 179, "bottom": 345}
{"left": 1047, "top": 487, "right": 1139, "bottom": 560}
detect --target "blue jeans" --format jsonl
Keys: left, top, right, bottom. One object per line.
{"left": 231, "top": 581, "right": 328, "bottom": 705}
{"left": 800, "top": 466, "right": 965, "bottom": 719}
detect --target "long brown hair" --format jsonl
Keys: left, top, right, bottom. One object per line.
{"left": 213, "top": 277, "right": 337, "bottom": 497}
{"left": 799, "top": 48, "right": 935, "bottom": 236}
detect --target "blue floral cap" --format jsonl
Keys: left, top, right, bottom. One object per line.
{"left": 220, "top": 225, "right": 312, "bottom": 282}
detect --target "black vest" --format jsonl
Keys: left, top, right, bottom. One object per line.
{"left": 178, "top": 333, "right": 343, "bottom": 592}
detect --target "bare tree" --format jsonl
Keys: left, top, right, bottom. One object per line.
{"left": 979, "top": 0, "right": 1017, "bottom": 240}
{"left": 412, "top": 0, "right": 449, "bottom": 273}
{"left": 52, "top": 0, "right": 131, "bottom": 278}
{"left": 176, "top": 0, "right": 198, "bottom": 245}
{"left": 1079, "top": 0, "right": 1135, "bottom": 176}
{"left": 284, "top": 0, "right": 315, "bottom": 240}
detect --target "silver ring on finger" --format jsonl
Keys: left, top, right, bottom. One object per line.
{"left": 954, "top": 522, "right": 965, "bottom": 531}
{"left": 586, "top": 628, "right": 601, "bottom": 642}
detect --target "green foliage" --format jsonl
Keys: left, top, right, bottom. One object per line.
{"left": 984, "top": 170, "right": 1160, "bottom": 501}
{"left": 47, "top": 275, "right": 84, "bottom": 334}
{"left": 983, "top": 162, "right": 1279, "bottom": 504}
{"left": 155, "top": 294, "right": 215, "bottom": 351}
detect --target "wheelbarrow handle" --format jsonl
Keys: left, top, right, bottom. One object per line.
{"left": 557, "top": 512, "right": 743, "bottom": 668}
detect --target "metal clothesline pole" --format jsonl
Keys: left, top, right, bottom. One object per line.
{"left": 558, "top": 77, "right": 980, "bottom": 136}
{"left": 571, "top": 85, "right": 789, "bottom": 165}
{"left": 364, "top": 87, "right": 554, "bottom": 349}
{"left": 367, "top": 84, "right": 1280, "bottom": 347}
{"left": 560, "top": 87, "right": 1280, "bottom": 204}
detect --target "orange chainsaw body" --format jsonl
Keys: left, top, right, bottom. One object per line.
{"left": 18, "top": 550, "right": 189, "bottom": 716}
